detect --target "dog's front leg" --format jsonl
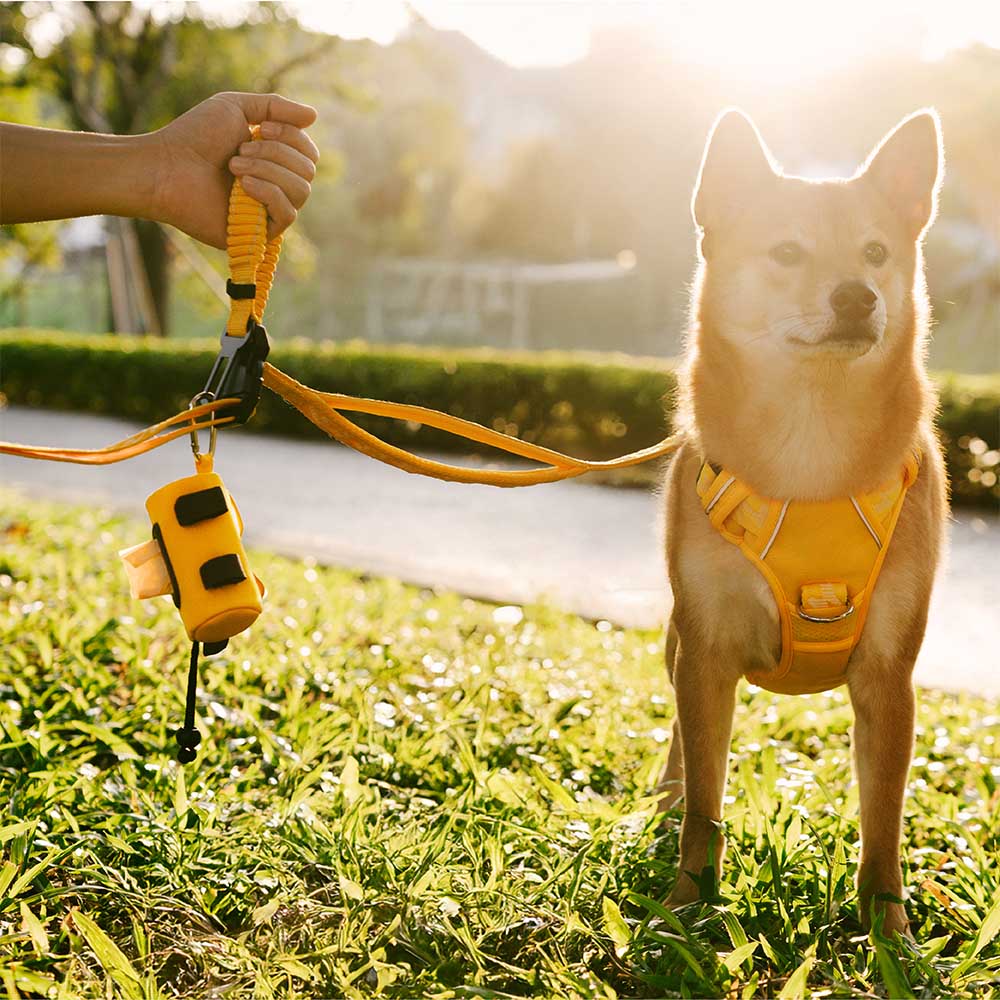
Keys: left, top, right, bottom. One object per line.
{"left": 666, "top": 645, "right": 737, "bottom": 906}
{"left": 849, "top": 667, "right": 915, "bottom": 937}
{"left": 656, "top": 621, "right": 684, "bottom": 812}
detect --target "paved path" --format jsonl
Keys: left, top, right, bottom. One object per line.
{"left": 3, "top": 406, "right": 998, "bottom": 694}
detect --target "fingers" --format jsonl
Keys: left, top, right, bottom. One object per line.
{"left": 234, "top": 138, "right": 316, "bottom": 181}
{"left": 230, "top": 156, "right": 311, "bottom": 209}
{"left": 257, "top": 123, "right": 320, "bottom": 166}
{"left": 229, "top": 135, "right": 315, "bottom": 233}
{"left": 239, "top": 175, "right": 297, "bottom": 239}
{"left": 218, "top": 92, "right": 319, "bottom": 237}
{"left": 221, "top": 91, "right": 317, "bottom": 129}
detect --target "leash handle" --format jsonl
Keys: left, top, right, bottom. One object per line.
{"left": 226, "top": 125, "right": 282, "bottom": 337}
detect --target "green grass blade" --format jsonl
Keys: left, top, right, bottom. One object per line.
{"left": 71, "top": 910, "right": 143, "bottom": 1000}
{"left": 874, "top": 936, "right": 914, "bottom": 999}
{"left": 777, "top": 947, "right": 815, "bottom": 1000}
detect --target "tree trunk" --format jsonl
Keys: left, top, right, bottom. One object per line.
{"left": 104, "top": 255, "right": 116, "bottom": 334}
{"left": 135, "top": 220, "right": 170, "bottom": 336}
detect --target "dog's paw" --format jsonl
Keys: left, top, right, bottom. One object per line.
{"left": 665, "top": 879, "right": 700, "bottom": 908}
{"left": 883, "top": 906, "right": 912, "bottom": 940}
{"left": 862, "top": 897, "right": 911, "bottom": 939}
{"left": 666, "top": 868, "right": 712, "bottom": 908}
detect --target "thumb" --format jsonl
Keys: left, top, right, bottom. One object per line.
{"left": 220, "top": 91, "right": 317, "bottom": 128}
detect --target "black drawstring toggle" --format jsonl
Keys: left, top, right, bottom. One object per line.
{"left": 175, "top": 641, "right": 202, "bottom": 764}
{"left": 173, "top": 639, "right": 228, "bottom": 763}
{"left": 176, "top": 727, "right": 201, "bottom": 763}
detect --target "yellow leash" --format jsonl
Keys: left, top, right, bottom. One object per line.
{"left": 0, "top": 127, "right": 681, "bottom": 482}
{"left": 0, "top": 128, "right": 681, "bottom": 765}
{"left": 261, "top": 364, "right": 680, "bottom": 486}
{"left": 0, "top": 399, "right": 237, "bottom": 465}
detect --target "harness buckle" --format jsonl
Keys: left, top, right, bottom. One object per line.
{"left": 195, "top": 319, "right": 271, "bottom": 427}
{"left": 797, "top": 600, "right": 855, "bottom": 624}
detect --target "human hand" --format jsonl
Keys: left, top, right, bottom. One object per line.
{"left": 149, "top": 92, "right": 319, "bottom": 249}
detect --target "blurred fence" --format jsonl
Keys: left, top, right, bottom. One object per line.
{"left": 2, "top": 239, "right": 997, "bottom": 372}
{"left": 364, "top": 257, "right": 650, "bottom": 353}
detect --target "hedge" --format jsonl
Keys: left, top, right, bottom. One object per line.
{"left": 1, "top": 329, "right": 997, "bottom": 506}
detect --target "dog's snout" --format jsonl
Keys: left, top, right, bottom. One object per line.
{"left": 830, "top": 281, "right": 877, "bottom": 321}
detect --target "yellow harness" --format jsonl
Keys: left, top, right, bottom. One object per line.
{"left": 696, "top": 454, "right": 920, "bottom": 695}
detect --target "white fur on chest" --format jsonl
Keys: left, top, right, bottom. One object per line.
{"left": 671, "top": 499, "right": 782, "bottom": 674}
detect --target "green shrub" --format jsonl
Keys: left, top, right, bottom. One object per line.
{"left": 936, "top": 374, "right": 1000, "bottom": 506}
{"left": 1, "top": 329, "right": 997, "bottom": 505}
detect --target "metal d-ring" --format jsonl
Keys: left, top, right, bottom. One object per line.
{"left": 797, "top": 600, "right": 856, "bottom": 624}
{"left": 189, "top": 391, "right": 218, "bottom": 460}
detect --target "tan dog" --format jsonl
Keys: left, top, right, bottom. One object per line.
{"left": 659, "top": 109, "right": 947, "bottom": 937}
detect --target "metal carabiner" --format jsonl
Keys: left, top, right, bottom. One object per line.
{"left": 189, "top": 391, "right": 218, "bottom": 461}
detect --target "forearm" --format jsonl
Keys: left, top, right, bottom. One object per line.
{"left": 0, "top": 123, "right": 159, "bottom": 225}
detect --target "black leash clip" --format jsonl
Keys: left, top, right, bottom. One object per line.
{"left": 194, "top": 314, "right": 271, "bottom": 426}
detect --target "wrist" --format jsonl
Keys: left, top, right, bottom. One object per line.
{"left": 104, "top": 131, "right": 161, "bottom": 221}
{"left": 69, "top": 130, "right": 162, "bottom": 223}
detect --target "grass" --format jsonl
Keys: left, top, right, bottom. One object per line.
{"left": 1, "top": 490, "right": 999, "bottom": 999}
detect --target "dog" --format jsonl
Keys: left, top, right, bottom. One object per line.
{"left": 658, "top": 108, "right": 947, "bottom": 937}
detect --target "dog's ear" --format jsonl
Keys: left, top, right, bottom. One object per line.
{"left": 692, "top": 109, "right": 779, "bottom": 241}
{"left": 860, "top": 110, "right": 943, "bottom": 239}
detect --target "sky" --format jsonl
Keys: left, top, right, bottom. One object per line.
{"left": 291, "top": 0, "right": 1000, "bottom": 72}
{"left": 20, "top": 1, "right": 1000, "bottom": 78}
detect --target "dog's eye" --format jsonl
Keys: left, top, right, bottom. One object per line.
{"left": 769, "top": 241, "right": 805, "bottom": 267}
{"left": 864, "top": 241, "right": 888, "bottom": 266}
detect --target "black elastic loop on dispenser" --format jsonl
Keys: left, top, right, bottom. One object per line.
{"left": 200, "top": 553, "right": 246, "bottom": 590}
{"left": 152, "top": 523, "right": 180, "bottom": 609}
{"left": 175, "top": 487, "right": 228, "bottom": 527}
{"left": 175, "top": 642, "right": 202, "bottom": 764}
{"left": 226, "top": 279, "right": 257, "bottom": 300}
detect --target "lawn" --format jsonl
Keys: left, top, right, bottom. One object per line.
{"left": 1, "top": 490, "right": 999, "bottom": 999}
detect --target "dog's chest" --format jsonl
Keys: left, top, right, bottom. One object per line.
{"left": 674, "top": 520, "right": 782, "bottom": 673}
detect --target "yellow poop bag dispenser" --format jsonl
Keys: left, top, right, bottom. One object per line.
{"left": 119, "top": 304, "right": 271, "bottom": 762}
{"left": 144, "top": 462, "right": 263, "bottom": 643}
{"left": 120, "top": 449, "right": 265, "bottom": 762}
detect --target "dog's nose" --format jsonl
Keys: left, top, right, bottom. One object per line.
{"left": 830, "top": 281, "right": 877, "bottom": 321}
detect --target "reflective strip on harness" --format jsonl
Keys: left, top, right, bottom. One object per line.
{"left": 800, "top": 581, "right": 849, "bottom": 616}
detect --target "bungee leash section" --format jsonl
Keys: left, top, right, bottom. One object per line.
{"left": 260, "top": 364, "right": 682, "bottom": 487}
{"left": 1, "top": 126, "right": 682, "bottom": 763}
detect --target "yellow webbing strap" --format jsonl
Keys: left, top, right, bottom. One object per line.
{"left": 262, "top": 362, "right": 681, "bottom": 487}
{"left": 0, "top": 126, "right": 682, "bottom": 482}
{"left": 0, "top": 400, "right": 236, "bottom": 466}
